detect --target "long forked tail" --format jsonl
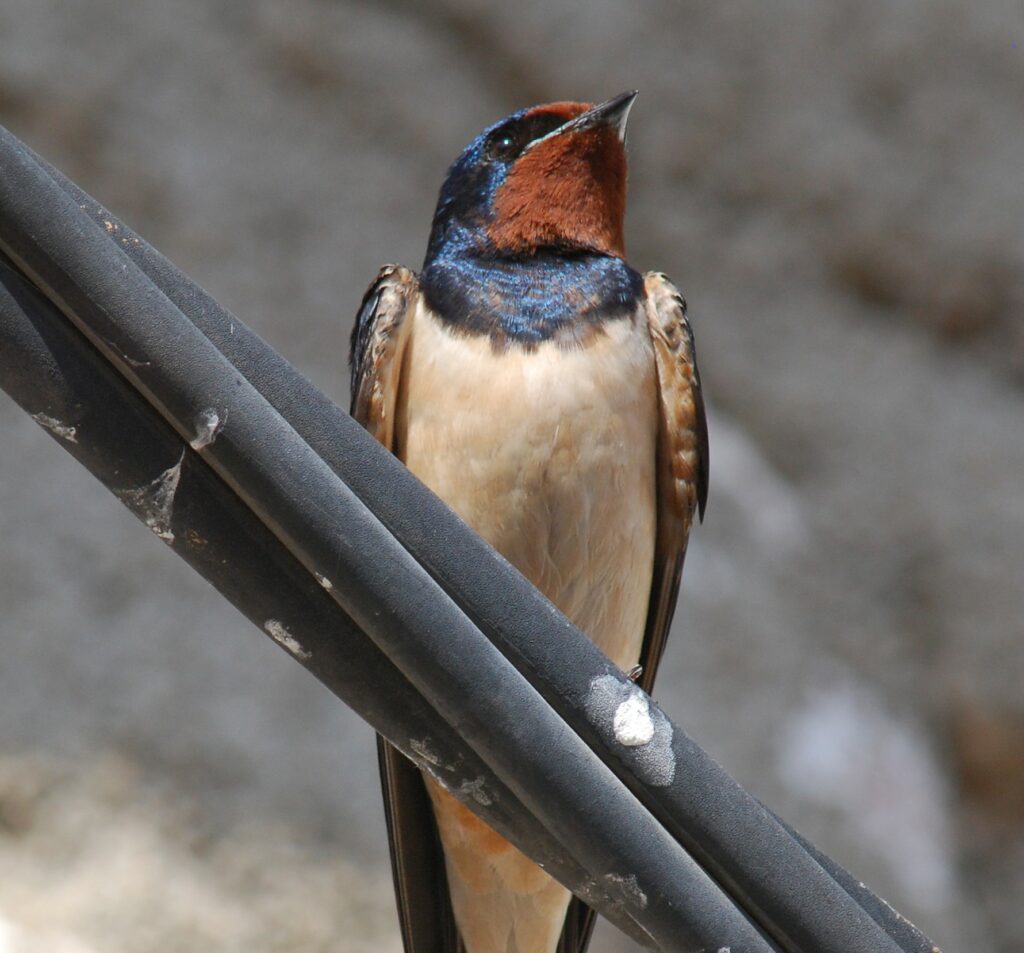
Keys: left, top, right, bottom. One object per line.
{"left": 378, "top": 737, "right": 598, "bottom": 953}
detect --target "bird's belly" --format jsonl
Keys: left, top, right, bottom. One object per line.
{"left": 395, "top": 304, "right": 659, "bottom": 953}
{"left": 397, "top": 304, "right": 658, "bottom": 668}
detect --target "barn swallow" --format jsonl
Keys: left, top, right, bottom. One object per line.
{"left": 350, "top": 92, "right": 708, "bottom": 953}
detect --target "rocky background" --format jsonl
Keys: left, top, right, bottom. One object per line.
{"left": 1, "top": 2, "right": 1022, "bottom": 951}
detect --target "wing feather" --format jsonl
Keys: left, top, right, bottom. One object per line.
{"left": 350, "top": 264, "right": 418, "bottom": 449}
{"left": 638, "top": 271, "right": 709, "bottom": 694}
{"left": 350, "top": 266, "right": 464, "bottom": 953}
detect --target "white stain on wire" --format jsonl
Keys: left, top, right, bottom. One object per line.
{"left": 458, "top": 776, "right": 493, "bottom": 806}
{"left": 190, "top": 407, "right": 225, "bottom": 450}
{"left": 602, "top": 872, "right": 648, "bottom": 911}
{"left": 32, "top": 413, "right": 78, "bottom": 443}
{"left": 586, "top": 674, "right": 675, "bottom": 785}
{"left": 115, "top": 450, "right": 184, "bottom": 542}
{"left": 613, "top": 694, "right": 655, "bottom": 746}
{"left": 263, "top": 619, "right": 311, "bottom": 660}
{"left": 409, "top": 738, "right": 441, "bottom": 767}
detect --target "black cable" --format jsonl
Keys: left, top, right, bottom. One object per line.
{"left": 0, "top": 254, "right": 652, "bottom": 949}
{"left": 0, "top": 127, "right": 777, "bottom": 953}
{"left": 0, "top": 122, "right": 942, "bottom": 953}
{"left": 31, "top": 140, "right": 939, "bottom": 953}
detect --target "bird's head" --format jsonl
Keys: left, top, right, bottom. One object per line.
{"left": 425, "top": 91, "right": 637, "bottom": 263}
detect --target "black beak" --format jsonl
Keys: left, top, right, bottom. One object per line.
{"left": 525, "top": 90, "right": 639, "bottom": 151}
{"left": 564, "top": 90, "right": 638, "bottom": 141}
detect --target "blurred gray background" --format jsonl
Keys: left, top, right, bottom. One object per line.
{"left": 1, "top": 2, "right": 1022, "bottom": 951}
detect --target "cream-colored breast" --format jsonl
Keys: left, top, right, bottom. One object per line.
{"left": 396, "top": 302, "right": 658, "bottom": 668}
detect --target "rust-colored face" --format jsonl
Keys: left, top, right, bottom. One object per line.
{"left": 487, "top": 101, "right": 629, "bottom": 257}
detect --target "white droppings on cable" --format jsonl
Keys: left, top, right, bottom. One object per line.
{"left": 613, "top": 694, "right": 655, "bottom": 746}
{"left": 585, "top": 674, "right": 675, "bottom": 785}
{"left": 115, "top": 450, "right": 184, "bottom": 542}
{"left": 409, "top": 738, "right": 441, "bottom": 766}
{"left": 602, "top": 872, "right": 648, "bottom": 911}
{"left": 458, "top": 776, "right": 493, "bottom": 806}
{"left": 32, "top": 413, "right": 78, "bottom": 443}
{"left": 190, "top": 407, "right": 225, "bottom": 450}
{"left": 263, "top": 619, "right": 311, "bottom": 660}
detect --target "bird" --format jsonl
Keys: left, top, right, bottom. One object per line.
{"left": 349, "top": 91, "right": 708, "bottom": 953}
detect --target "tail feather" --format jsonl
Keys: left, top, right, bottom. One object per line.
{"left": 426, "top": 779, "right": 574, "bottom": 953}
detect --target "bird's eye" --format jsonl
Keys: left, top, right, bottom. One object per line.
{"left": 487, "top": 133, "right": 520, "bottom": 161}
